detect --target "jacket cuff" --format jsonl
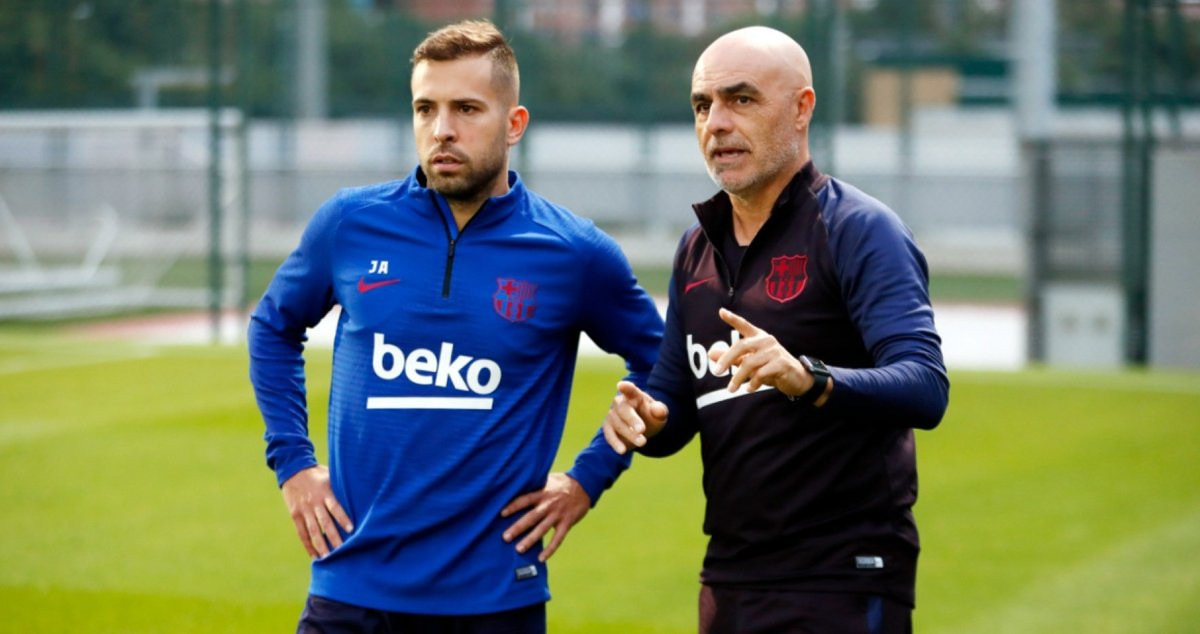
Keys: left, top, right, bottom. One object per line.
{"left": 566, "top": 451, "right": 632, "bottom": 507}
{"left": 273, "top": 452, "right": 319, "bottom": 488}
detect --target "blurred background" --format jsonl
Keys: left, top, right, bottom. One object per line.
{"left": 2, "top": 3, "right": 1200, "bottom": 633}
{"left": 1, "top": 0, "right": 1199, "bottom": 370}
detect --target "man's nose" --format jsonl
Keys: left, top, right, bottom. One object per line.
{"left": 704, "top": 101, "right": 733, "bottom": 136}
{"left": 433, "top": 112, "right": 457, "bottom": 143}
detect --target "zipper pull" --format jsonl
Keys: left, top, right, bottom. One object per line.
{"left": 442, "top": 238, "right": 458, "bottom": 298}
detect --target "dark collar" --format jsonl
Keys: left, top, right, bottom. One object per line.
{"left": 691, "top": 161, "right": 825, "bottom": 241}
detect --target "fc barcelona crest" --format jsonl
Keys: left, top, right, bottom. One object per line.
{"left": 765, "top": 254, "right": 808, "bottom": 303}
{"left": 494, "top": 278, "right": 538, "bottom": 322}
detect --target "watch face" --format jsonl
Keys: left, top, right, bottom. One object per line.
{"left": 801, "top": 356, "right": 828, "bottom": 377}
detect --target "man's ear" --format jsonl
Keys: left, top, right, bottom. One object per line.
{"left": 795, "top": 87, "right": 816, "bottom": 133}
{"left": 507, "top": 106, "right": 530, "bottom": 146}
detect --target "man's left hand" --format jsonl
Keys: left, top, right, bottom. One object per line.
{"left": 501, "top": 472, "right": 591, "bottom": 562}
{"left": 712, "top": 307, "right": 811, "bottom": 397}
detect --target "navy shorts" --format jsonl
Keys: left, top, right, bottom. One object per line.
{"left": 296, "top": 594, "right": 546, "bottom": 634}
{"left": 699, "top": 585, "right": 912, "bottom": 634}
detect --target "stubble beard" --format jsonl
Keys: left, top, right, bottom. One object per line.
{"left": 706, "top": 136, "right": 801, "bottom": 198}
{"left": 425, "top": 134, "right": 509, "bottom": 204}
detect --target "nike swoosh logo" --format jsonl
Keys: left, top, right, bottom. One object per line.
{"left": 684, "top": 276, "right": 716, "bottom": 294}
{"left": 357, "top": 277, "right": 401, "bottom": 293}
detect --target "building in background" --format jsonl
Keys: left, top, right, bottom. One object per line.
{"left": 2, "top": 0, "right": 1198, "bottom": 369}
{"left": 390, "top": 0, "right": 810, "bottom": 39}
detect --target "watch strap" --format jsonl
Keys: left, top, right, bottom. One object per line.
{"left": 797, "top": 355, "right": 830, "bottom": 406}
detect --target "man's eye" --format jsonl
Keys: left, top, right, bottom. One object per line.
{"left": 694, "top": 103, "right": 710, "bottom": 114}
{"left": 459, "top": 105, "right": 476, "bottom": 113}
{"left": 736, "top": 95, "right": 752, "bottom": 105}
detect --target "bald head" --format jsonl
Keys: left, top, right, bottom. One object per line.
{"left": 694, "top": 26, "right": 812, "bottom": 93}
{"left": 689, "top": 26, "right": 817, "bottom": 207}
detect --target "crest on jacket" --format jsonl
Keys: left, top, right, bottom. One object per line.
{"left": 494, "top": 278, "right": 538, "bottom": 322}
{"left": 765, "top": 254, "right": 808, "bottom": 303}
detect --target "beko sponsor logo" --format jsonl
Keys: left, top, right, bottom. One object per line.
{"left": 687, "top": 331, "right": 775, "bottom": 409}
{"left": 368, "top": 333, "right": 501, "bottom": 410}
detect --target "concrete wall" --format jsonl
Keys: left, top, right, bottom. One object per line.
{"left": 1149, "top": 146, "right": 1200, "bottom": 370}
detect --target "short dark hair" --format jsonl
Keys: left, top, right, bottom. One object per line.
{"left": 411, "top": 19, "right": 519, "bottom": 102}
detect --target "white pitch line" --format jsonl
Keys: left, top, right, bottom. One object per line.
{"left": 0, "top": 419, "right": 77, "bottom": 446}
{"left": 0, "top": 348, "right": 160, "bottom": 377}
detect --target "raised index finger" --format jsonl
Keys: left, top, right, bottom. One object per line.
{"left": 718, "top": 308, "right": 761, "bottom": 337}
{"left": 616, "top": 380, "right": 644, "bottom": 402}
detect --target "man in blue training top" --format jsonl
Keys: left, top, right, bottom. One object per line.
{"left": 248, "top": 19, "right": 663, "bottom": 633}
{"left": 602, "top": 27, "right": 949, "bottom": 633}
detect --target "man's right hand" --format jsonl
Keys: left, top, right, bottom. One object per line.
{"left": 281, "top": 465, "right": 354, "bottom": 560}
{"left": 602, "top": 381, "right": 669, "bottom": 455}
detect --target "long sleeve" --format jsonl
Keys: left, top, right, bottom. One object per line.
{"left": 248, "top": 194, "right": 342, "bottom": 486}
{"left": 639, "top": 271, "right": 700, "bottom": 457}
{"left": 822, "top": 198, "right": 949, "bottom": 429}
{"left": 567, "top": 228, "right": 664, "bottom": 504}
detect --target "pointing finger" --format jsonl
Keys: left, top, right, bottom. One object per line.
{"left": 616, "top": 380, "right": 645, "bottom": 404}
{"left": 718, "top": 308, "right": 761, "bottom": 337}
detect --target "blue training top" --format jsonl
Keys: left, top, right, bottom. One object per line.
{"left": 248, "top": 167, "right": 663, "bottom": 614}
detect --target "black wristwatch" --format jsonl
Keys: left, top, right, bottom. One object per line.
{"left": 796, "top": 355, "right": 831, "bottom": 406}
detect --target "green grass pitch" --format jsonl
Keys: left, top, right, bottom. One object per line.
{"left": 1, "top": 331, "right": 1199, "bottom": 632}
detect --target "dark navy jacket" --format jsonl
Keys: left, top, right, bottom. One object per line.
{"left": 643, "top": 162, "right": 948, "bottom": 606}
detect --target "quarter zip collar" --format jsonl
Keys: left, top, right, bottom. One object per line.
{"left": 406, "top": 166, "right": 526, "bottom": 299}
{"left": 408, "top": 166, "right": 526, "bottom": 237}
{"left": 691, "top": 161, "right": 824, "bottom": 240}
{"left": 691, "top": 161, "right": 826, "bottom": 292}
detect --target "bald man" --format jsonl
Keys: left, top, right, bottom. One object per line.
{"left": 602, "top": 27, "right": 948, "bottom": 633}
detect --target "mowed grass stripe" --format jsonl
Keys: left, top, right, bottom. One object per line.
{"left": 0, "top": 333, "right": 162, "bottom": 377}
{"left": 0, "top": 584, "right": 300, "bottom": 634}
{"left": 0, "top": 342, "right": 261, "bottom": 432}
{"left": 952, "top": 508, "right": 1200, "bottom": 634}
{"left": 953, "top": 367, "right": 1200, "bottom": 395}
{"left": 0, "top": 339, "right": 311, "bottom": 630}
{"left": 916, "top": 370, "right": 1200, "bottom": 633}
{"left": 0, "top": 419, "right": 83, "bottom": 446}
{"left": 0, "top": 407, "right": 306, "bottom": 603}
{"left": 0, "top": 350, "right": 157, "bottom": 377}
